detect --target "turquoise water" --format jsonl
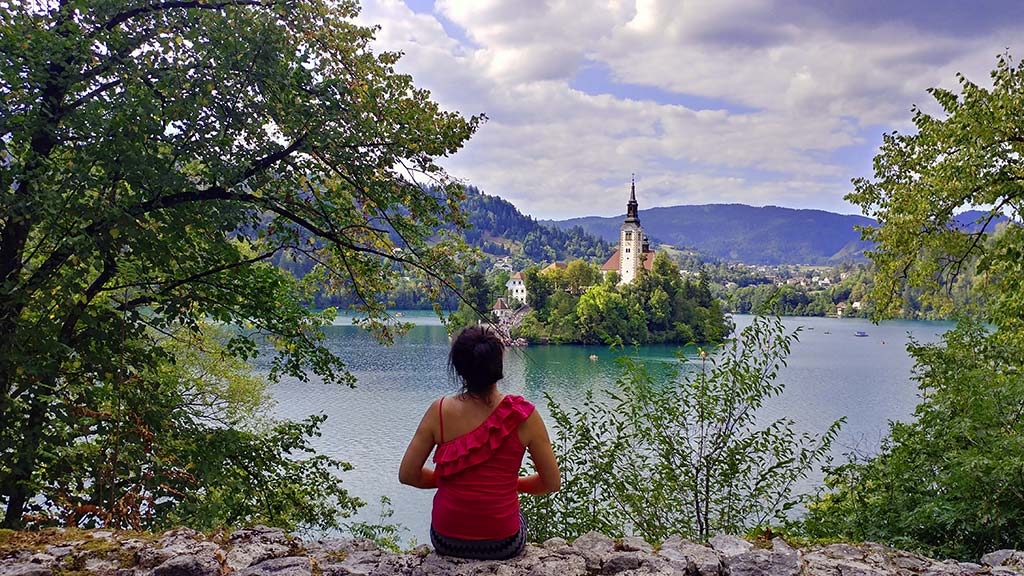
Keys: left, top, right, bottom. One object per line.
{"left": 265, "top": 312, "right": 952, "bottom": 542}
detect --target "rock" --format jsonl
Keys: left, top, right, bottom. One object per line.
{"left": 27, "top": 553, "right": 56, "bottom": 566}
{"left": 956, "top": 562, "right": 986, "bottom": 575}
{"left": 892, "top": 555, "right": 929, "bottom": 571}
{"left": 821, "top": 543, "right": 865, "bottom": 561}
{"left": 43, "top": 545, "right": 74, "bottom": 560}
{"left": 573, "top": 531, "right": 616, "bottom": 556}
{"left": 0, "top": 563, "right": 53, "bottom": 576}
{"left": 602, "top": 552, "right": 643, "bottom": 574}
{"left": 802, "top": 550, "right": 890, "bottom": 576}
{"left": 84, "top": 556, "right": 125, "bottom": 574}
{"left": 708, "top": 535, "right": 752, "bottom": 559}
{"left": 542, "top": 537, "right": 568, "bottom": 551}
{"left": 237, "top": 556, "right": 312, "bottom": 576}
{"left": 228, "top": 541, "right": 292, "bottom": 570}
{"left": 658, "top": 536, "right": 720, "bottom": 576}
{"left": 984, "top": 550, "right": 1019, "bottom": 567}
{"left": 226, "top": 525, "right": 296, "bottom": 570}
{"left": 727, "top": 545, "right": 800, "bottom": 576}
{"left": 619, "top": 537, "right": 653, "bottom": 554}
{"left": 137, "top": 532, "right": 220, "bottom": 569}
{"left": 569, "top": 531, "right": 616, "bottom": 572}
{"left": 526, "top": 554, "right": 588, "bottom": 576}
{"left": 152, "top": 554, "right": 222, "bottom": 576}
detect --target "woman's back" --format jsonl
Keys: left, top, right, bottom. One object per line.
{"left": 432, "top": 394, "right": 534, "bottom": 540}
{"left": 398, "top": 325, "right": 559, "bottom": 559}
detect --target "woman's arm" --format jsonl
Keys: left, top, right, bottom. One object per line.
{"left": 399, "top": 401, "right": 439, "bottom": 489}
{"left": 517, "top": 411, "right": 561, "bottom": 494}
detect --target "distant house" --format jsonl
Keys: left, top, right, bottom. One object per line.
{"left": 492, "top": 297, "right": 512, "bottom": 321}
{"left": 836, "top": 302, "right": 847, "bottom": 317}
{"left": 601, "top": 177, "right": 656, "bottom": 284}
{"left": 506, "top": 272, "right": 527, "bottom": 304}
{"left": 542, "top": 262, "right": 568, "bottom": 274}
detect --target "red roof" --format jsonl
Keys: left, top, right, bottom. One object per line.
{"left": 493, "top": 297, "right": 509, "bottom": 310}
{"left": 510, "top": 272, "right": 523, "bottom": 280}
{"left": 601, "top": 250, "right": 620, "bottom": 271}
{"left": 602, "top": 249, "right": 656, "bottom": 272}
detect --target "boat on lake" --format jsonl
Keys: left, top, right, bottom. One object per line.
{"left": 854, "top": 331, "right": 869, "bottom": 337}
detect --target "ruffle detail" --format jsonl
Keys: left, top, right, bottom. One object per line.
{"left": 433, "top": 395, "right": 535, "bottom": 478}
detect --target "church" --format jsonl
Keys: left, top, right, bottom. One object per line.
{"left": 601, "top": 178, "right": 655, "bottom": 284}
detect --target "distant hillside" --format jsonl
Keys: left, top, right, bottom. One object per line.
{"left": 462, "top": 186, "right": 612, "bottom": 262}
{"left": 545, "top": 204, "right": 1011, "bottom": 265}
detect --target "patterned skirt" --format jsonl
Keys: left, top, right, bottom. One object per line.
{"left": 430, "top": 512, "right": 527, "bottom": 560}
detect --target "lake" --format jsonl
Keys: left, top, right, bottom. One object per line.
{"left": 265, "top": 312, "right": 953, "bottom": 543}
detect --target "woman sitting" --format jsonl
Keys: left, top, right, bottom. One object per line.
{"left": 399, "top": 326, "right": 561, "bottom": 559}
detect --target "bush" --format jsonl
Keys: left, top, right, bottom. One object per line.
{"left": 801, "top": 319, "right": 1024, "bottom": 560}
{"left": 522, "top": 315, "right": 842, "bottom": 542}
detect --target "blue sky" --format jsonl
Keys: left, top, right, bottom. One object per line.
{"left": 357, "top": 0, "right": 1024, "bottom": 219}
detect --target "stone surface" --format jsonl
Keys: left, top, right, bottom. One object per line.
{"left": 152, "top": 554, "right": 222, "bottom": 576}
{"left": 1, "top": 526, "right": 1023, "bottom": 576}
{"left": 709, "top": 534, "right": 753, "bottom": 558}
{"left": 619, "top": 536, "right": 654, "bottom": 554}
{"left": 658, "top": 535, "right": 721, "bottom": 576}
{"left": 2, "top": 563, "right": 53, "bottom": 576}
{"left": 237, "top": 556, "right": 312, "bottom": 576}
{"left": 985, "top": 550, "right": 1020, "bottom": 567}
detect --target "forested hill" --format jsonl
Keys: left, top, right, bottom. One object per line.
{"left": 461, "top": 186, "right": 612, "bottom": 261}
{"left": 546, "top": 204, "right": 1010, "bottom": 265}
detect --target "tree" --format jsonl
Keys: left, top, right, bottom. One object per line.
{"left": 847, "top": 54, "right": 1022, "bottom": 332}
{"left": 563, "top": 260, "right": 600, "bottom": 296}
{"left": 0, "top": 0, "right": 479, "bottom": 529}
{"left": 524, "top": 266, "right": 554, "bottom": 314}
{"left": 452, "top": 270, "right": 492, "bottom": 328}
{"left": 803, "top": 54, "right": 1024, "bottom": 559}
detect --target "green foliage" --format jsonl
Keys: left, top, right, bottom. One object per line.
{"left": 344, "top": 496, "right": 406, "bottom": 553}
{"left": 461, "top": 187, "right": 613, "bottom": 261}
{"left": 802, "top": 320, "right": 1024, "bottom": 559}
{"left": 847, "top": 54, "right": 1023, "bottom": 326}
{"left": 514, "top": 254, "right": 731, "bottom": 345}
{"left": 522, "top": 316, "right": 842, "bottom": 542}
{"left": 0, "top": 0, "right": 478, "bottom": 529}
{"left": 801, "top": 54, "right": 1024, "bottom": 560}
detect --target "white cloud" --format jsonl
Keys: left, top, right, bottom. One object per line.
{"left": 356, "top": 0, "right": 1024, "bottom": 219}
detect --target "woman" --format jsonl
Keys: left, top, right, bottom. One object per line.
{"left": 399, "top": 326, "right": 561, "bottom": 559}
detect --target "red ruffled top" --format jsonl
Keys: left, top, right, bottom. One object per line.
{"left": 431, "top": 395, "right": 535, "bottom": 540}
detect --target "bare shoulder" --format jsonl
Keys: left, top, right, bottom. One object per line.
{"left": 518, "top": 408, "right": 547, "bottom": 446}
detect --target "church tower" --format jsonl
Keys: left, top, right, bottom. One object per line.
{"left": 618, "top": 176, "right": 644, "bottom": 284}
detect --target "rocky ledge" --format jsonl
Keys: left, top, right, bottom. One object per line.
{"left": 2, "top": 526, "right": 1023, "bottom": 576}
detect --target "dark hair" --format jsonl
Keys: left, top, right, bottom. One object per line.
{"left": 448, "top": 326, "right": 504, "bottom": 398}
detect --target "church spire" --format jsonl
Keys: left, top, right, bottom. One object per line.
{"left": 625, "top": 173, "right": 640, "bottom": 224}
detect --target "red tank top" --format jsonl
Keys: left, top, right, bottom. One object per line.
{"left": 431, "top": 395, "right": 535, "bottom": 540}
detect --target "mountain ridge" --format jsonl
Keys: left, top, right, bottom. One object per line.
{"left": 540, "top": 204, "right": 1009, "bottom": 265}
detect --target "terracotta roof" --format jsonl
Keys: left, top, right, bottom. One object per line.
{"left": 601, "top": 250, "right": 620, "bottom": 271}
{"left": 493, "top": 297, "right": 509, "bottom": 310}
{"left": 510, "top": 272, "right": 523, "bottom": 280}
{"left": 542, "top": 262, "right": 568, "bottom": 273}
{"left": 642, "top": 249, "right": 656, "bottom": 270}
{"left": 601, "top": 249, "right": 656, "bottom": 272}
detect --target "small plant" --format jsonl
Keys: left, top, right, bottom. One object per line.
{"left": 344, "top": 496, "right": 406, "bottom": 553}
{"left": 522, "top": 315, "right": 843, "bottom": 543}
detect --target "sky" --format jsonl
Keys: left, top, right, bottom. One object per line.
{"left": 355, "top": 0, "right": 1024, "bottom": 220}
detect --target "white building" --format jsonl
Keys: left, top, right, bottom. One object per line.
{"left": 601, "top": 177, "right": 655, "bottom": 284}
{"left": 506, "top": 272, "right": 527, "bottom": 304}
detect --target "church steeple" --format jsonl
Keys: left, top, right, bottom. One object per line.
{"left": 625, "top": 174, "right": 640, "bottom": 224}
